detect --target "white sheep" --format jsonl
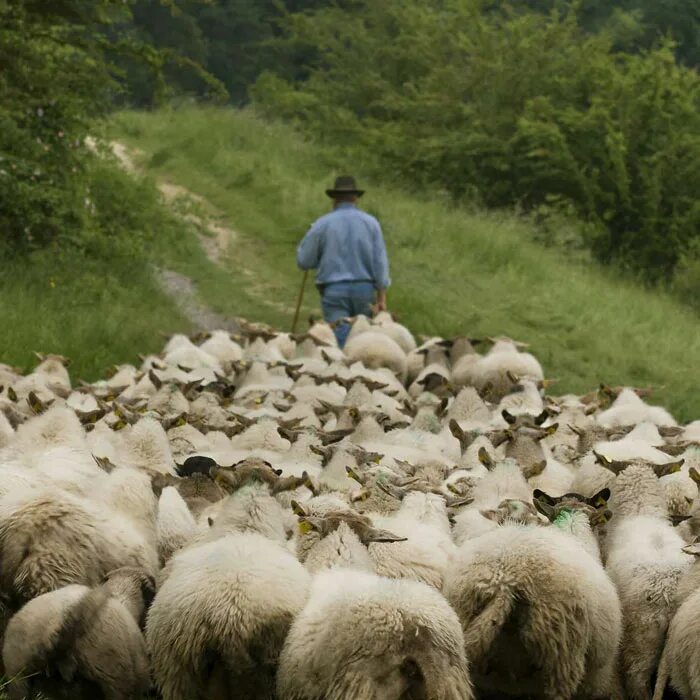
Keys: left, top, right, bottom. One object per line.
{"left": 444, "top": 514, "right": 622, "bottom": 699}
{"left": 3, "top": 567, "right": 153, "bottom": 700}
{"left": 147, "top": 533, "right": 311, "bottom": 700}
{"left": 344, "top": 331, "right": 408, "bottom": 382}
{"left": 604, "top": 462, "right": 693, "bottom": 700}
{"left": 277, "top": 568, "right": 473, "bottom": 700}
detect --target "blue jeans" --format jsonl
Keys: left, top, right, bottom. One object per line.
{"left": 320, "top": 281, "right": 376, "bottom": 347}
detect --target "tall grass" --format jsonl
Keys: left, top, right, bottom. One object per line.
{"left": 111, "top": 106, "right": 700, "bottom": 422}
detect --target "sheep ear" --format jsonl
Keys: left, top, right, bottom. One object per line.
{"left": 537, "top": 423, "right": 558, "bottom": 440}
{"left": 479, "top": 509, "right": 501, "bottom": 522}
{"left": 345, "top": 466, "right": 364, "bottom": 484}
{"left": 147, "top": 369, "right": 163, "bottom": 390}
{"left": 207, "top": 517, "right": 214, "bottom": 527}
{"left": 501, "top": 409, "right": 517, "bottom": 425}
{"left": 683, "top": 538, "right": 700, "bottom": 556}
{"left": 150, "top": 473, "right": 169, "bottom": 498}
{"left": 670, "top": 515, "right": 692, "bottom": 526}
{"left": 588, "top": 488, "right": 611, "bottom": 509}
{"left": 689, "top": 467, "right": 700, "bottom": 487}
{"left": 568, "top": 424, "right": 584, "bottom": 437}
{"left": 533, "top": 498, "right": 555, "bottom": 521}
{"left": 290, "top": 500, "right": 308, "bottom": 517}
{"left": 590, "top": 509, "right": 613, "bottom": 527}
{"left": 593, "top": 451, "right": 622, "bottom": 474}
{"left": 653, "top": 460, "right": 684, "bottom": 478}
{"left": 523, "top": 460, "right": 547, "bottom": 480}
{"left": 532, "top": 489, "right": 555, "bottom": 505}
{"left": 350, "top": 487, "right": 370, "bottom": 502}
{"left": 449, "top": 419, "right": 465, "bottom": 441}
{"left": 364, "top": 528, "right": 408, "bottom": 544}
{"left": 298, "top": 517, "right": 321, "bottom": 535}
{"left": 534, "top": 410, "right": 549, "bottom": 426}
{"left": 478, "top": 447, "right": 495, "bottom": 470}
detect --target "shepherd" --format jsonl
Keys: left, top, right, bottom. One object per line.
{"left": 296, "top": 175, "right": 391, "bottom": 348}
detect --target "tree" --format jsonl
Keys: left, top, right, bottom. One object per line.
{"left": 253, "top": 0, "right": 700, "bottom": 281}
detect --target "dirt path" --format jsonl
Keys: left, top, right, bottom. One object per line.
{"left": 106, "top": 141, "right": 252, "bottom": 331}
{"left": 153, "top": 268, "right": 240, "bottom": 332}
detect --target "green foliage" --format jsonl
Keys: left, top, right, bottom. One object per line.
{"left": 0, "top": 0, "right": 225, "bottom": 254}
{"left": 0, "top": 159, "right": 191, "bottom": 379}
{"left": 112, "top": 106, "right": 700, "bottom": 420}
{"left": 252, "top": 0, "right": 700, "bottom": 282}
{"left": 0, "top": 0, "right": 123, "bottom": 250}
{"left": 512, "top": 0, "right": 700, "bottom": 67}
{"left": 117, "top": 0, "right": 330, "bottom": 106}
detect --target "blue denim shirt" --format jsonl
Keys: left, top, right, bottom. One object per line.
{"left": 296, "top": 203, "right": 391, "bottom": 289}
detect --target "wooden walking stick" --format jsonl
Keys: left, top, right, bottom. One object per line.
{"left": 291, "top": 270, "right": 309, "bottom": 333}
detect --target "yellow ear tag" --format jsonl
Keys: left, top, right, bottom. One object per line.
{"left": 593, "top": 496, "right": 607, "bottom": 508}
{"left": 176, "top": 417, "right": 187, "bottom": 427}
{"left": 298, "top": 521, "right": 313, "bottom": 535}
{"left": 7, "top": 387, "right": 17, "bottom": 402}
{"left": 112, "top": 420, "right": 126, "bottom": 431}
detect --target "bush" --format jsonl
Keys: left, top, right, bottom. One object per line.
{"left": 0, "top": 0, "right": 224, "bottom": 254}
{"left": 252, "top": 0, "right": 700, "bottom": 282}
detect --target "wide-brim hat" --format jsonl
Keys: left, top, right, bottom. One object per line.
{"left": 325, "top": 175, "right": 365, "bottom": 198}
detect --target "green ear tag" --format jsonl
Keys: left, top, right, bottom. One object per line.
{"left": 553, "top": 508, "right": 574, "bottom": 530}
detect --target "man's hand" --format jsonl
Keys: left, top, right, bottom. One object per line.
{"left": 373, "top": 289, "right": 387, "bottom": 314}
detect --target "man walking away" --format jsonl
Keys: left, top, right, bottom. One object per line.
{"left": 296, "top": 175, "right": 391, "bottom": 348}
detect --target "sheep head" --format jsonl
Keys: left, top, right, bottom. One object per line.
{"left": 533, "top": 488, "right": 612, "bottom": 527}
{"left": 211, "top": 458, "right": 313, "bottom": 496}
{"left": 297, "top": 509, "right": 407, "bottom": 545}
{"left": 593, "top": 452, "right": 684, "bottom": 478}
{"left": 480, "top": 499, "right": 543, "bottom": 526}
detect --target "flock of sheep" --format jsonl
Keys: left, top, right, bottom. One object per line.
{"left": 0, "top": 311, "right": 698, "bottom": 700}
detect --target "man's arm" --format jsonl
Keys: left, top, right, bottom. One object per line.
{"left": 297, "top": 220, "right": 324, "bottom": 270}
{"left": 371, "top": 221, "right": 391, "bottom": 309}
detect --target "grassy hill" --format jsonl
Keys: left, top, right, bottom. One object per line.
{"left": 1, "top": 105, "right": 697, "bottom": 421}
{"left": 110, "top": 106, "right": 699, "bottom": 422}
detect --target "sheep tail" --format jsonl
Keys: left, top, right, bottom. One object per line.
{"left": 463, "top": 587, "right": 516, "bottom": 661}
{"left": 652, "top": 636, "right": 671, "bottom": 700}
{"left": 37, "top": 588, "right": 110, "bottom": 682}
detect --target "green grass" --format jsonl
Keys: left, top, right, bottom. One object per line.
{"left": 110, "top": 105, "right": 700, "bottom": 422}
{"left": 0, "top": 159, "right": 196, "bottom": 380}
